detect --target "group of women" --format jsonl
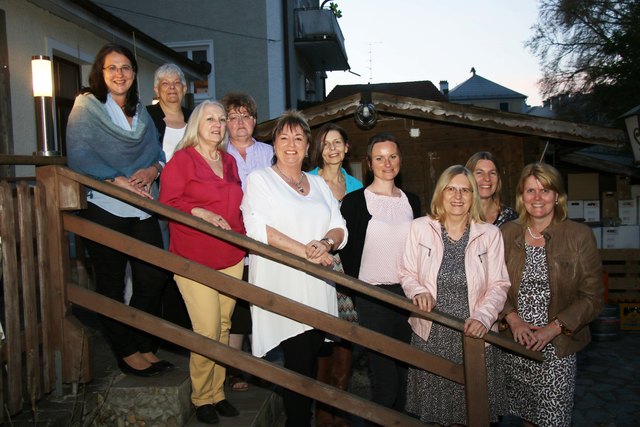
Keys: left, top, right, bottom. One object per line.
{"left": 67, "top": 43, "right": 603, "bottom": 427}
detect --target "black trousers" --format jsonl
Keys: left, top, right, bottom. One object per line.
{"left": 280, "top": 329, "right": 325, "bottom": 427}
{"left": 356, "top": 284, "right": 411, "bottom": 412}
{"left": 81, "top": 203, "right": 167, "bottom": 358}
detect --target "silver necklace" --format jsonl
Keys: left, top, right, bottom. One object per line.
{"left": 527, "top": 226, "right": 544, "bottom": 240}
{"left": 275, "top": 165, "right": 305, "bottom": 193}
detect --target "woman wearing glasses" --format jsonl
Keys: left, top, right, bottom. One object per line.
{"left": 399, "top": 165, "right": 510, "bottom": 425}
{"left": 220, "top": 93, "right": 274, "bottom": 392}
{"left": 146, "top": 63, "right": 192, "bottom": 162}
{"left": 67, "top": 44, "right": 169, "bottom": 377}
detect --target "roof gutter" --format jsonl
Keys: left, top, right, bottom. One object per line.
{"left": 26, "top": 0, "right": 211, "bottom": 80}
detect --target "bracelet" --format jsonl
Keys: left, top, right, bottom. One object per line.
{"left": 552, "top": 317, "right": 572, "bottom": 336}
{"left": 152, "top": 162, "right": 163, "bottom": 178}
{"left": 320, "top": 237, "right": 335, "bottom": 251}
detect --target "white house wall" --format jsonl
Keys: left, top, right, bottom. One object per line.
{"left": 2, "top": 0, "right": 162, "bottom": 176}
{"left": 102, "top": 0, "right": 288, "bottom": 121}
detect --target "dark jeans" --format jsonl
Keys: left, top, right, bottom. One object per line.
{"left": 280, "top": 329, "right": 325, "bottom": 427}
{"left": 81, "top": 203, "right": 167, "bottom": 358}
{"left": 356, "top": 284, "right": 411, "bottom": 412}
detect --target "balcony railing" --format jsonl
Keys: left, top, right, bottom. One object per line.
{"left": 294, "top": 8, "right": 349, "bottom": 71}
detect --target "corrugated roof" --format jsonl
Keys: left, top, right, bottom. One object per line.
{"left": 449, "top": 73, "right": 526, "bottom": 101}
{"left": 326, "top": 81, "right": 446, "bottom": 102}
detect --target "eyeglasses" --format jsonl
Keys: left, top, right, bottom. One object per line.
{"left": 228, "top": 113, "right": 253, "bottom": 123}
{"left": 103, "top": 65, "right": 134, "bottom": 76}
{"left": 160, "top": 80, "right": 183, "bottom": 89}
{"left": 444, "top": 186, "right": 473, "bottom": 196}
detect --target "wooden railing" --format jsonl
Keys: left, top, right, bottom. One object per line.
{"left": 1, "top": 158, "right": 542, "bottom": 426}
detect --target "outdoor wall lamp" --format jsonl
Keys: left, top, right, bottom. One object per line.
{"left": 621, "top": 105, "right": 640, "bottom": 164}
{"left": 32, "top": 55, "right": 59, "bottom": 156}
{"left": 354, "top": 92, "right": 377, "bottom": 130}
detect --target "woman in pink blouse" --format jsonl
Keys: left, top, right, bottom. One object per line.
{"left": 339, "top": 132, "right": 421, "bottom": 415}
{"left": 159, "top": 100, "right": 245, "bottom": 425}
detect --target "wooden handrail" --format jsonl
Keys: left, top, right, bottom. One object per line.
{"left": 0, "top": 154, "right": 66, "bottom": 166}
{"left": 27, "top": 164, "right": 545, "bottom": 426}
{"left": 63, "top": 213, "right": 466, "bottom": 383}
{"left": 56, "top": 165, "right": 542, "bottom": 361}
{"left": 66, "top": 284, "right": 425, "bottom": 427}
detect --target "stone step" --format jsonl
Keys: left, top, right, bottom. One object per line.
{"left": 91, "top": 349, "right": 282, "bottom": 427}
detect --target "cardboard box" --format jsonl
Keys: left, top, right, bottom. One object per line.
{"left": 592, "top": 227, "right": 602, "bottom": 249}
{"left": 568, "top": 173, "right": 599, "bottom": 200}
{"left": 618, "top": 199, "right": 638, "bottom": 225}
{"left": 620, "top": 303, "right": 640, "bottom": 331}
{"left": 583, "top": 200, "right": 600, "bottom": 222}
{"left": 617, "top": 175, "right": 632, "bottom": 200}
{"left": 568, "top": 200, "right": 584, "bottom": 219}
{"left": 631, "top": 185, "right": 640, "bottom": 200}
{"left": 602, "top": 225, "right": 640, "bottom": 248}
{"left": 601, "top": 192, "right": 618, "bottom": 220}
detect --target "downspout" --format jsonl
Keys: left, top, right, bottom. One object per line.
{"left": 282, "top": 0, "right": 292, "bottom": 109}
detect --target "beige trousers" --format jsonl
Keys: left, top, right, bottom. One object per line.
{"left": 175, "top": 259, "right": 243, "bottom": 406}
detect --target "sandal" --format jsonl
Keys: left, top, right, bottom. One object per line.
{"left": 228, "top": 374, "right": 249, "bottom": 392}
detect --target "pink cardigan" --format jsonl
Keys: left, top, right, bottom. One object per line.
{"left": 399, "top": 216, "right": 510, "bottom": 342}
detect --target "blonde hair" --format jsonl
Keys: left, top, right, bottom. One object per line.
{"left": 430, "top": 165, "right": 485, "bottom": 223}
{"left": 514, "top": 162, "right": 568, "bottom": 224}
{"left": 175, "top": 100, "right": 227, "bottom": 152}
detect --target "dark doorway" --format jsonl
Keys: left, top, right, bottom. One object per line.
{"left": 53, "top": 56, "right": 81, "bottom": 156}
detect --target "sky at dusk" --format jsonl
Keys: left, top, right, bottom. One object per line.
{"left": 325, "top": 0, "right": 544, "bottom": 106}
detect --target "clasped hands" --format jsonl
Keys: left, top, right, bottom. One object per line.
{"left": 106, "top": 165, "right": 158, "bottom": 199}
{"left": 304, "top": 239, "right": 334, "bottom": 266}
{"left": 509, "top": 316, "right": 560, "bottom": 352}
{"left": 412, "top": 292, "right": 488, "bottom": 339}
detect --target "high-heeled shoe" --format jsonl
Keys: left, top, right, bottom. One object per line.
{"left": 117, "top": 359, "right": 163, "bottom": 377}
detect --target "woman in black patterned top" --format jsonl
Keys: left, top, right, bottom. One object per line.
{"left": 466, "top": 151, "right": 517, "bottom": 227}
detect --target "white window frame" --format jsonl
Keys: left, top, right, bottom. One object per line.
{"left": 166, "top": 40, "right": 215, "bottom": 102}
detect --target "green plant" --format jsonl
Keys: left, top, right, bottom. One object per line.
{"left": 329, "top": 2, "right": 342, "bottom": 18}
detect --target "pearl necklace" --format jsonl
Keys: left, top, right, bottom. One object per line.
{"left": 275, "top": 165, "right": 305, "bottom": 193}
{"left": 527, "top": 226, "right": 545, "bottom": 240}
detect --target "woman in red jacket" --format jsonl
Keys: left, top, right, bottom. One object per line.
{"left": 159, "top": 100, "right": 245, "bottom": 425}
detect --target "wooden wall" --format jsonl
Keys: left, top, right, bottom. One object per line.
{"left": 326, "top": 115, "right": 546, "bottom": 215}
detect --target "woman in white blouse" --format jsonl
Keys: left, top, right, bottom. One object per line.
{"left": 241, "top": 110, "right": 347, "bottom": 427}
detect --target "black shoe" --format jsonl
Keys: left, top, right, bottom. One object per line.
{"left": 195, "top": 404, "right": 219, "bottom": 424}
{"left": 152, "top": 360, "right": 175, "bottom": 370}
{"left": 117, "top": 359, "right": 163, "bottom": 377}
{"left": 214, "top": 399, "right": 239, "bottom": 417}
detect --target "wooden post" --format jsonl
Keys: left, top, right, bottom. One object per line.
{"left": 17, "top": 182, "right": 41, "bottom": 403}
{"left": 35, "top": 165, "right": 90, "bottom": 385}
{"left": 463, "top": 336, "right": 490, "bottom": 426}
{"left": 0, "top": 181, "right": 23, "bottom": 413}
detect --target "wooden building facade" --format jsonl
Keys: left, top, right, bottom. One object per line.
{"left": 257, "top": 92, "right": 627, "bottom": 213}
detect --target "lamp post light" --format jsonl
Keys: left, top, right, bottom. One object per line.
{"left": 622, "top": 105, "right": 640, "bottom": 164}
{"left": 31, "top": 55, "right": 59, "bottom": 156}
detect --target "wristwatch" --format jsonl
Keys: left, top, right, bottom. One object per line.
{"left": 320, "top": 237, "right": 335, "bottom": 251}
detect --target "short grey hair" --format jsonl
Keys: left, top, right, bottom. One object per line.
{"left": 153, "top": 63, "right": 186, "bottom": 88}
